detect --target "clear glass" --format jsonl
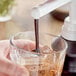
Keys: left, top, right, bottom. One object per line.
{"left": 10, "top": 31, "right": 67, "bottom": 76}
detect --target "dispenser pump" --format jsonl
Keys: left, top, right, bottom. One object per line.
{"left": 31, "top": 0, "right": 70, "bottom": 19}
{"left": 61, "top": 0, "right": 76, "bottom": 75}
{"left": 61, "top": 0, "right": 76, "bottom": 41}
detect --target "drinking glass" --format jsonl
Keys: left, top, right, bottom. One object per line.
{"left": 10, "top": 31, "right": 67, "bottom": 76}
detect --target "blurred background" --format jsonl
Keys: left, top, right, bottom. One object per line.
{"left": 0, "top": 0, "right": 69, "bottom": 40}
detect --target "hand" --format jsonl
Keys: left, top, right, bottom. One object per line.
{"left": 0, "top": 40, "right": 35, "bottom": 76}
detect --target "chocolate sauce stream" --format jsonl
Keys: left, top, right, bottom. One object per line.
{"left": 34, "top": 19, "right": 40, "bottom": 52}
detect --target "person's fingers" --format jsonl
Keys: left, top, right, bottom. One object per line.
{"left": 0, "top": 40, "right": 10, "bottom": 57}
{"left": 13, "top": 39, "right": 36, "bottom": 51}
{"left": 13, "top": 39, "right": 43, "bottom": 51}
{"left": 0, "top": 58, "right": 29, "bottom": 76}
{"left": 0, "top": 39, "right": 41, "bottom": 55}
{"left": 0, "top": 40, "right": 35, "bottom": 57}
{"left": 0, "top": 72, "right": 8, "bottom": 76}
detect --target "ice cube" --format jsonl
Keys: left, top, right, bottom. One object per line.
{"left": 39, "top": 46, "right": 53, "bottom": 63}
{"left": 39, "top": 46, "right": 58, "bottom": 69}
{"left": 40, "top": 46, "right": 53, "bottom": 54}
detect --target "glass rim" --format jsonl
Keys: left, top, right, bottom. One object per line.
{"left": 10, "top": 31, "right": 68, "bottom": 55}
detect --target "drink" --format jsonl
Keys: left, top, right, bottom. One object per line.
{"left": 17, "top": 45, "right": 66, "bottom": 76}
{"left": 24, "top": 63, "right": 63, "bottom": 76}
{"left": 62, "top": 40, "right": 76, "bottom": 76}
{"left": 24, "top": 64, "right": 56, "bottom": 76}
{"left": 20, "top": 53, "right": 64, "bottom": 76}
{"left": 10, "top": 31, "right": 67, "bottom": 76}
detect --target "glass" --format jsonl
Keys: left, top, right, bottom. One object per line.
{"left": 10, "top": 31, "right": 67, "bottom": 76}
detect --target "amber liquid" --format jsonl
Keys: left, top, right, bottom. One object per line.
{"left": 25, "top": 64, "right": 62, "bottom": 76}
{"left": 62, "top": 39, "right": 76, "bottom": 76}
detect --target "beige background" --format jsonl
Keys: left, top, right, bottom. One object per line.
{"left": 0, "top": 0, "right": 64, "bottom": 40}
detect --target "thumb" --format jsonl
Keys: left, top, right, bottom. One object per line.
{"left": 0, "top": 58, "right": 29, "bottom": 76}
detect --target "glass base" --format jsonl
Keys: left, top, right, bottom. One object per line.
{"left": 0, "top": 15, "right": 12, "bottom": 22}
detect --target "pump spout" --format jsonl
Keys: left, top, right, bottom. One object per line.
{"left": 31, "top": 0, "right": 71, "bottom": 19}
